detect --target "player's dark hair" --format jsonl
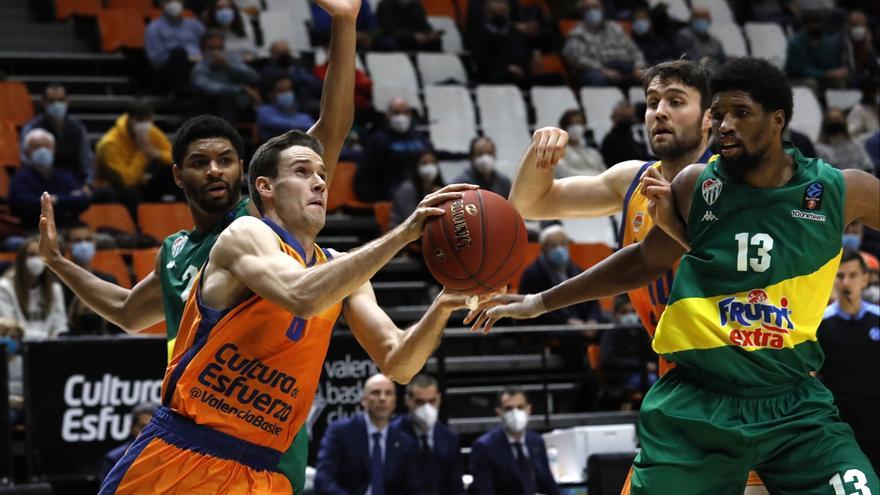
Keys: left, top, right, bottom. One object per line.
{"left": 126, "top": 99, "right": 154, "bottom": 120}
{"left": 171, "top": 115, "right": 244, "bottom": 167}
{"left": 710, "top": 57, "right": 793, "bottom": 129}
{"left": 248, "top": 130, "right": 324, "bottom": 214}
{"left": 641, "top": 58, "right": 712, "bottom": 111}
{"left": 841, "top": 248, "right": 867, "bottom": 272}
{"left": 558, "top": 109, "right": 586, "bottom": 128}
{"left": 497, "top": 385, "right": 529, "bottom": 407}
{"left": 406, "top": 374, "right": 439, "bottom": 395}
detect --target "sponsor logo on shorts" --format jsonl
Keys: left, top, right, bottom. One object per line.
{"left": 719, "top": 289, "right": 795, "bottom": 349}
{"left": 702, "top": 178, "right": 722, "bottom": 206}
{"left": 791, "top": 209, "right": 826, "bottom": 222}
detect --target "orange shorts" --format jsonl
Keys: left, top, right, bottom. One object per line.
{"left": 99, "top": 407, "right": 291, "bottom": 495}
{"left": 619, "top": 467, "right": 764, "bottom": 494}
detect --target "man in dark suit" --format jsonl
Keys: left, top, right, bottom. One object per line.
{"left": 391, "top": 374, "right": 463, "bottom": 495}
{"left": 315, "top": 374, "right": 425, "bottom": 495}
{"left": 468, "top": 386, "right": 559, "bottom": 495}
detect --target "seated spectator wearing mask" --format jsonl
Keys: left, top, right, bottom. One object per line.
{"left": 63, "top": 222, "right": 120, "bottom": 336}
{"left": 841, "top": 10, "right": 879, "bottom": 89}
{"left": 256, "top": 75, "right": 316, "bottom": 143}
{"left": 190, "top": 30, "right": 262, "bottom": 123}
{"left": 390, "top": 374, "right": 463, "bottom": 495}
{"left": 555, "top": 109, "right": 605, "bottom": 177}
{"left": 145, "top": 0, "right": 206, "bottom": 94}
{"left": 600, "top": 100, "right": 651, "bottom": 166}
{"left": 470, "top": 0, "right": 535, "bottom": 86}
{"left": 19, "top": 84, "right": 95, "bottom": 182}
{"left": 0, "top": 237, "right": 67, "bottom": 340}
{"left": 201, "top": 0, "right": 258, "bottom": 62}
{"left": 817, "top": 249, "right": 880, "bottom": 471}
{"left": 785, "top": 9, "right": 849, "bottom": 94}
{"left": 452, "top": 136, "right": 512, "bottom": 198}
{"left": 630, "top": 6, "right": 679, "bottom": 66}
{"left": 9, "top": 128, "right": 91, "bottom": 231}
{"left": 675, "top": 6, "right": 725, "bottom": 67}
{"left": 468, "top": 387, "right": 559, "bottom": 495}
{"left": 600, "top": 295, "right": 658, "bottom": 410}
{"left": 0, "top": 318, "right": 24, "bottom": 425}
{"left": 847, "top": 80, "right": 880, "bottom": 141}
{"left": 355, "top": 97, "right": 430, "bottom": 201}
{"left": 375, "top": 0, "right": 443, "bottom": 51}
{"left": 259, "top": 40, "right": 322, "bottom": 116}
{"left": 816, "top": 108, "right": 874, "bottom": 172}
{"left": 390, "top": 151, "right": 446, "bottom": 229}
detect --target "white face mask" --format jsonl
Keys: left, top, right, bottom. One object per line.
{"left": 418, "top": 163, "right": 439, "bottom": 183}
{"left": 850, "top": 26, "right": 867, "bottom": 42}
{"left": 473, "top": 153, "right": 495, "bottom": 176}
{"left": 26, "top": 257, "right": 45, "bottom": 278}
{"left": 412, "top": 403, "right": 438, "bottom": 431}
{"left": 864, "top": 285, "right": 880, "bottom": 304}
{"left": 389, "top": 114, "right": 411, "bottom": 133}
{"left": 566, "top": 124, "right": 585, "bottom": 144}
{"left": 502, "top": 408, "right": 528, "bottom": 433}
{"left": 164, "top": 1, "right": 183, "bottom": 17}
{"left": 133, "top": 121, "right": 151, "bottom": 137}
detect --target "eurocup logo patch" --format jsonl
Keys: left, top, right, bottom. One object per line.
{"left": 633, "top": 211, "right": 645, "bottom": 232}
{"left": 702, "top": 178, "right": 722, "bottom": 206}
{"left": 171, "top": 235, "right": 187, "bottom": 258}
{"left": 802, "top": 182, "right": 824, "bottom": 211}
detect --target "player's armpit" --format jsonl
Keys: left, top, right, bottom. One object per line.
{"left": 842, "top": 169, "right": 880, "bottom": 229}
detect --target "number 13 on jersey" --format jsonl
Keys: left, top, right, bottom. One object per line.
{"left": 735, "top": 232, "right": 774, "bottom": 272}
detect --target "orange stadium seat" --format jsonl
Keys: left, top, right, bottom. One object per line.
{"left": 569, "top": 243, "right": 614, "bottom": 311}
{"left": 0, "top": 252, "right": 16, "bottom": 264}
{"left": 558, "top": 19, "right": 579, "bottom": 36}
{"left": 422, "top": 0, "right": 456, "bottom": 19}
{"left": 508, "top": 242, "right": 542, "bottom": 293}
{"left": 373, "top": 201, "right": 392, "bottom": 233}
{"left": 132, "top": 247, "right": 159, "bottom": 281}
{"left": 55, "top": 0, "right": 102, "bottom": 20}
{"left": 326, "top": 161, "right": 372, "bottom": 212}
{"left": 0, "top": 168, "right": 9, "bottom": 199}
{"left": 92, "top": 249, "right": 132, "bottom": 288}
{"left": 98, "top": 8, "right": 146, "bottom": 52}
{"left": 537, "top": 53, "right": 567, "bottom": 79}
{"left": 454, "top": 0, "right": 468, "bottom": 24}
{"left": 81, "top": 204, "right": 137, "bottom": 234}
{"left": 107, "top": 0, "right": 155, "bottom": 16}
{"left": 138, "top": 202, "right": 192, "bottom": 240}
{"left": 0, "top": 121, "right": 20, "bottom": 168}
{"left": 0, "top": 82, "right": 35, "bottom": 127}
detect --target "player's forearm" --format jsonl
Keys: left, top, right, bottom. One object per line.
{"left": 45, "top": 255, "right": 131, "bottom": 329}
{"left": 509, "top": 143, "right": 555, "bottom": 219}
{"left": 382, "top": 298, "right": 454, "bottom": 384}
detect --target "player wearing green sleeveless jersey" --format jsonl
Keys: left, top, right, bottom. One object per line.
{"left": 477, "top": 58, "right": 880, "bottom": 493}
{"left": 38, "top": 1, "right": 359, "bottom": 491}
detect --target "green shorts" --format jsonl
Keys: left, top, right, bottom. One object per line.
{"left": 631, "top": 367, "right": 879, "bottom": 495}
{"left": 278, "top": 425, "right": 309, "bottom": 494}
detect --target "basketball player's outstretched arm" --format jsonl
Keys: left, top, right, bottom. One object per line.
{"left": 306, "top": 0, "right": 359, "bottom": 185}
{"left": 37, "top": 193, "right": 165, "bottom": 332}
{"left": 843, "top": 169, "right": 880, "bottom": 229}
{"left": 509, "top": 127, "right": 646, "bottom": 219}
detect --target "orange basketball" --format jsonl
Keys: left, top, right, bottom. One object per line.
{"left": 421, "top": 189, "right": 528, "bottom": 294}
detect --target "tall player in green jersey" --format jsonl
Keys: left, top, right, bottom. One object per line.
{"left": 475, "top": 58, "right": 880, "bottom": 493}
{"left": 37, "top": 0, "right": 359, "bottom": 491}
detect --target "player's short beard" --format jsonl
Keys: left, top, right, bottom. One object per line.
{"left": 184, "top": 176, "right": 242, "bottom": 215}
{"left": 718, "top": 143, "right": 768, "bottom": 181}
{"left": 650, "top": 115, "right": 703, "bottom": 162}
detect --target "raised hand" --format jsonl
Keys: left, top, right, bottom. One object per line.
{"left": 531, "top": 127, "right": 568, "bottom": 171}
{"left": 38, "top": 192, "right": 63, "bottom": 265}
{"left": 639, "top": 167, "right": 690, "bottom": 250}
{"left": 401, "top": 183, "right": 479, "bottom": 242}
{"left": 315, "top": 0, "right": 361, "bottom": 19}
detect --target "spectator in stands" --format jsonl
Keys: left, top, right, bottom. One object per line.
{"left": 555, "top": 109, "right": 605, "bottom": 177}
{"left": 354, "top": 98, "right": 430, "bottom": 201}
{"left": 145, "top": 0, "right": 206, "bottom": 94}
{"left": 0, "top": 237, "right": 67, "bottom": 340}
{"left": 63, "top": 222, "right": 119, "bottom": 336}
{"left": 390, "top": 150, "right": 445, "bottom": 229}
{"left": 0, "top": 317, "right": 24, "bottom": 424}
{"left": 465, "top": 0, "right": 561, "bottom": 55}
{"left": 848, "top": 79, "right": 880, "bottom": 141}
{"left": 675, "top": 6, "right": 726, "bottom": 67}
{"left": 785, "top": 9, "right": 849, "bottom": 94}
{"left": 818, "top": 249, "right": 880, "bottom": 471}
{"left": 375, "top": 0, "right": 442, "bottom": 51}
{"left": 866, "top": 131, "right": 880, "bottom": 175}
{"left": 630, "top": 5, "right": 680, "bottom": 66}
{"left": 256, "top": 75, "right": 316, "bottom": 143}
{"left": 201, "top": 0, "right": 258, "bottom": 62}
{"left": 9, "top": 129, "right": 91, "bottom": 231}
{"left": 783, "top": 126, "right": 819, "bottom": 158}
{"left": 816, "top": 108, "right": 874, "bottom": 171}
{"left": 20, "top": 84, "right": 95, "bottom": 183}
{"left": 562, "top": 0, "right": 645, "bottom": 87}
{"left": 470, "top": 0, "right": 536, "bottom": 86}
{"left": 469, "top": 386, "right": 559, "bottom": 495}
{"left": 391, "top": 374, "right": 463, "bottom": 495}
{"left": 841, "top": 10, "right": 879, "bottom": 88}
{"left": 315, "top": 374, "right": 424, "bottom": 495}
{"left": 99, "top": 403, "right": 157, "bottom": 482}
{"left": 600, "top": 295, "right": 658, "bottom": 410}
{"left": 311, "top": 0, "right": 376, "bottom": 49}
{"left": 259, "top": 40, "right": 323, "bottom": 117}
{"left": 95, "top": 100, "right": 176, "bottom": 208}
{"left": 452, "top": 137, "right": 512, "bottom": 198}
{"left": 601, "top": 101, "right": 651, "bottom": 166}
{"left": 191, "top": 30, "right": 262, "bottom": 123}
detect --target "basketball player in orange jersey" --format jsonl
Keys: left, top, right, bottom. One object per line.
{"left": 99, "top": 130, "right": 486, "bottom": 494}
{"left": 505, "top": 59, "right": 766, "bottom": 494}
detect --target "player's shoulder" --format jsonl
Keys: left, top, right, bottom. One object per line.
{"left": 672, "top": 163, "right": 708, "bottom": 189}
{"left": 215, "top": 216, "right": 275, "bottom": 250}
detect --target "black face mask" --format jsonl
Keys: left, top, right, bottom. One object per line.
{"left": 806, "top": 26, "right": 824, "bottom": 38}
{"left": 488, "top": 15, "right": 508, "bottom": 29}
{"left": 276, "top": 53, "right": 294, "bottom": 68}
{"left": 823, "top": 122, "right": 847, "bottom": 135}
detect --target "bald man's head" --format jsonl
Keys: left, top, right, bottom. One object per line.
{"left": 362, "top": 374, "right": 396, "bottom": 424}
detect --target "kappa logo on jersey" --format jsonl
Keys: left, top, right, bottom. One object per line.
{"left": 802, "top": 182, "right": 824, "bottom": 211}
{"left": 171, "top": 235, "right": 188, "bottom": 258}
{"left": 702, "top": 178, "right": 722, "bottom": 205}
{"left": 719, "top": 289, "right": 795, "bottom": 349}
{"left": 633, "top": 211, "right": 645, "bottom": 232}
{"left": 702, "top": 210, "right": 718, "bottom": 222}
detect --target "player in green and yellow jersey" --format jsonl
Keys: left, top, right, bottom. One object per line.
{"left": 37, "top": 0, "right": 359, "bottom": 491}
{"left": 475, "top": 58, "right": 880, "bottom": 493}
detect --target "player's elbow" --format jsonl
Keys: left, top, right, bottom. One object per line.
{"left": 383, "top": 367, "right": 414, "bottom": 385}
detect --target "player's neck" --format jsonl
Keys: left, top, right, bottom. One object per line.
{"left": 659, "top": 142, "right": 708, "bottom": 182}
{"left": 191, "top": 209, "right": 226, "bottom": 233}
{"left": 741, "top": 145, "right": 794, "bottom": 188}
{"left": 264, "top": 211, "right": 318, "bottom": 263}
